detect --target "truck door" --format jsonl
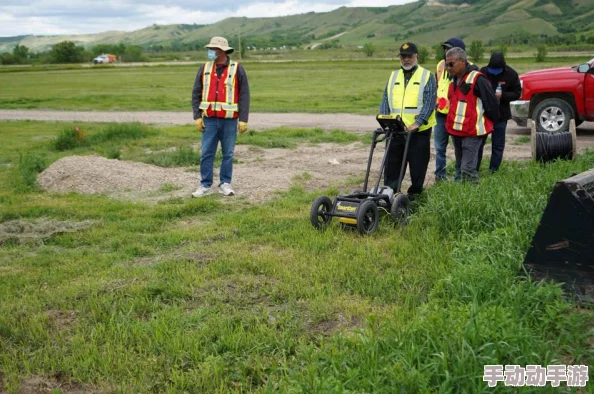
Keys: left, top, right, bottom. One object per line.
{"left": 585, "top": 62, "right": 594, "bottom": 117}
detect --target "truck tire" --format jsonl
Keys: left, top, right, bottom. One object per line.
{"left": 533, "top": 98, "right": 574, "bottom": 133}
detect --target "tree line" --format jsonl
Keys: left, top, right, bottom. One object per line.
{"left": 0, "top": 41, "right": 147, "bottom": 65}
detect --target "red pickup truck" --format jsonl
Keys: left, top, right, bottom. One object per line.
{"left": 511, "top": 56, "right": 594, "bottom": 132}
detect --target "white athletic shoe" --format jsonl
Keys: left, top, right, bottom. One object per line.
{"left": 219, "top": 183, "right": 235, "bottom": 196}
{"left": 191, "top": 186, "right": 212, "bottom": 198}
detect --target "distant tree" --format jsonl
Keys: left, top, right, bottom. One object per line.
{"left": 418, "top": 46, "right": 429, "bottom": 63}
{"left": 467, "top": 40, "right": 484, "bottom": 62}
{"left": 363, "top": 42, "right": 376, "bottom": 57}
{"left": 1, "top": 52, "right": 18, "bottom": 65}
{"left": 91, "top": 44, "right": 121, "bottom": 56}
{"left": 433, "top": 43, "right": 444, "bottom": 61}
{"left": 50, "top": 41, "right": 85, "bottom": 63}
{"left": 535, "top": 44, "right": 547, "bottom": 62}
{"left": 497, "top": 43, "right": 509, "bottom": 57}
{"left": 122, "top": 45, "right": 145, "bottom": 62}
{"left": 12, "top": 45, "right": 29, "bottom": 62}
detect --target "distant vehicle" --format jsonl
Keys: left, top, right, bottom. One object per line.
{"left": 511, "top": 56, "right": 594, "bottom": 132}
{"left": 92, "top": 54, "right": 116, "bottom": 64}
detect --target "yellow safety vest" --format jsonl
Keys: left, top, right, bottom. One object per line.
{"left": 436, "top": 60, "right": 450, "bottom": 114}
{"left": 436, "top": 59, "right": 474, "bottom": 114}
{"left": 387, "top": 66, "right": 436, "bottom": 131}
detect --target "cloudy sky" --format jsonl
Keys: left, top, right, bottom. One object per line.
{"left": 0, "top": 0, "right": 416, "bottom": 37}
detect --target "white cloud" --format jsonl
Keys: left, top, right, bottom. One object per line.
{"left": 0, "top": 0, "right": 415, "bottom": 37}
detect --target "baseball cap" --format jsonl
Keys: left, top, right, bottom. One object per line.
{"left": 399, "top": 42, "right": 418, "bottom": 56}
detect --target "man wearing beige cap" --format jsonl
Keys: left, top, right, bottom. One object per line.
{"left": 191, "top": 36, "right": 250, "bottom": 197}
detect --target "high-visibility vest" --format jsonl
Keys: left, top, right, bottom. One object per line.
{"left": 436, "top": 59, "right": 473, "bottom": 114}
{"left": 446, "top": 70, "right": 493, "bottom": 137}
{"left": 436, "top": 59, "right": 451, "bottom": 114}
{"left": 198, "top": 61, "right": 240, "bottom": 119}
{"left": 386, "top": 66, "right": 436, "bottom": 132}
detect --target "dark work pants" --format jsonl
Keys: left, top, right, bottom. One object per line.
{"left": 384, "top": 128, "right": 432, "bottom": 195}
{"left": 477, "top": 120, "right": 507, "bottom": 172}
{"left": 451, "top": 135, "right": 485, "bottom": 182}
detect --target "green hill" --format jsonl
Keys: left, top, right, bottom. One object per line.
{"left": 1, "top": 0, "right": 592, "bottom": 53}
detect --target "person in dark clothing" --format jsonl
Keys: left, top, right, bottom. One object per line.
{"left": 477, "top": 52, "right": 522, "bottom": 172}
{"left": 445, "top": 47, "right": 499, "bottom": 182}
{"left": 379, "top": 42, "right": 437, "bottom": 198}
{"left": 191, "top": 36, "right": 250, "bottom": 197}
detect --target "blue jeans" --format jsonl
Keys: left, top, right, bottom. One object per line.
{"left": 477, "top": 120, "right": 507, "bottom": 172}
{"left": 433, "top": 112, "right": 449, "bottom": 179}
{"left": 200, "top": 117, "right": 238, "bottom": 188}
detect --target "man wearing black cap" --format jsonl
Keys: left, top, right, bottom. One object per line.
{"left": 379, "top": 42, "right": 437, "bottom": 199}
{"left": 434, "top": 37, "right": 471, "bottom": 182}
{"left": 477, "top": 51, "right": 522, "bottom": 172}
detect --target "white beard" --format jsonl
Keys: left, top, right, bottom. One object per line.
{"left": 401, "top": 64, "right": 414, "bottom": 71}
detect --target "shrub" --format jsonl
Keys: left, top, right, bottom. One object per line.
{"left": 363, "top": 42, "right": 376, "bottom": 57}
{"left": 92, "top": 122, "right": 151, "bottom": 143}
{"left": 467, "top": 40, "right": 485, "bottom": 62}
{"left": 54, "top": 127, "right": 87, "bottom": 151}
{"left": 18, "top": 153, "right": 46, "bottom": 190}
{"left": 535, "top": 44, "right": 547, "bottom": 62}
{"left": 143, "top": 146, "right": 202, "bottom": 167}
{"left": 53, "top": 123, "right": 151, "bottom": 151}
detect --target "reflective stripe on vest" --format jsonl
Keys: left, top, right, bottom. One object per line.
{"left": 464, "top": 71, "right": 487, "bottom": 135}
{"left": 475, "top": 91, "right": 486, "bottom": 136}
{"left": 198, "top": 62, "right": 214, "bottom": 111}
{"left": 387, "top": 66, "right": 435, "bottom": 131}
{"left": 448, "top": 70, "right": 491, "bottom": 136}
{"left": 198, "top": 61, "right": 239, "bottom": 118}
{"left": 452, "top": 71, "right": 479, "bottom": 131}
{"left": 453, "top": 100, "right": 467, "bottom": 131}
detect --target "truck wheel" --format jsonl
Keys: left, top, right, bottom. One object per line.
{"left": 533, "top": 98, "right": 574, "bottom": 133}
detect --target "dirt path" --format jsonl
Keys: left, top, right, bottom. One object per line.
{"left": 3, "top": 110, "right": 593, "bottom": 203}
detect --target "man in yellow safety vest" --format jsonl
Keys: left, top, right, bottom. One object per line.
{"left": 379, "top": 42, "right": 437, "bottom": 199}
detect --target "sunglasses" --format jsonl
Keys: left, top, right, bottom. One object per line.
{"left": 446, "top": 61, "right": 459, "bottom": 68}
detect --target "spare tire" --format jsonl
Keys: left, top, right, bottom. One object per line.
{"left": 533, "top": 98, "right": 574, "bottom": 133}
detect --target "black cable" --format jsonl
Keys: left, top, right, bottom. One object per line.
{"left": 535, "top": 131, "right": 573, "bottom": 162}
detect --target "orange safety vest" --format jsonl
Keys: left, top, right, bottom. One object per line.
{"left": 446, "top": 70, "right": 493, "bottom": 137}
{"left": 198, "top": 61, "right": 240, "bottom": 119}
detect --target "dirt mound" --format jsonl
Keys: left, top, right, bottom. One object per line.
{"left": 36, "top": 137, "right": 539, "bottom": 204}
{"left": 37, "top": 144, "right": 385, "bottom": 203}
{"left": 38, "top": 155, "right": 197, "bottom": 201}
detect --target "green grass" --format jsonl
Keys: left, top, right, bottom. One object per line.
{"left": 1, "top": 57, "right": 591, "bottom": 115}
{"left": 514, "top": 135, "right": 531, "bottom": 145}
{"left": 0, "top": 120, "right": 592, "bottom": 392}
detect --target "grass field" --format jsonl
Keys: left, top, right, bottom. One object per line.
{"left": 0, "top": 121, "right": 593, "bottom": 392}
{"left": 0, "top": 55, "right": 592, "bottom": 114}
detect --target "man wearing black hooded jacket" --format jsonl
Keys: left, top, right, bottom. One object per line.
{"left": 477, "top": 52, "right": 522, "bottom": 172}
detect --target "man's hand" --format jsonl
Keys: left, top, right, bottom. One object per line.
{"left": 238, "top": 121, "right": 248, "bottom": 134}
{"left": 407, "top": 124, "right": 419, "bottom": 133}
{"left": 195, "top": 118, "right": 205, "bottom": 132}
{"left": 495, "top": 91, "right": 502, "bottom": 100}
